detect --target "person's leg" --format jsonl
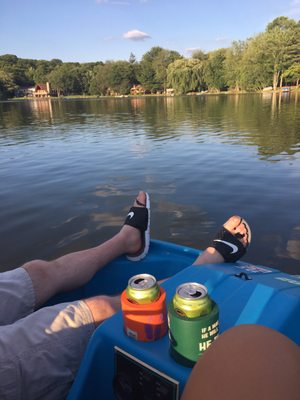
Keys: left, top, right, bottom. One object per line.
{"left": 0, "top": 192, "right": 149, "bottom": 400}
{"left": 0, "top": 299, "right": 96, "bottom": 400}
{"left": 22, "top": 191, "right": 146, "bottom": 309}
{"left": 193, "top": 215, "right": 250, "bottom": 265}
{"left": 181, "top": 324, "right": 300, "bottom": 400}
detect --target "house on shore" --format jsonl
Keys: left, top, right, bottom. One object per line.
{"left": 16, "top": 82, "right": 57, "bottom": 98}
{"left": 165, "top": 88, "right": 175, "bottom": 96}
{"left": 130, "top": 85, "right": 150, "bottom": 95}
{"left": 33, "top": 82, "right": 52, "bottom": 97}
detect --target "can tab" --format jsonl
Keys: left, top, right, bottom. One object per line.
{"left": 234, "top": 272, "right": 252, "bottom": 281}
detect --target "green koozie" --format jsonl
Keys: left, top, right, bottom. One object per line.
{"left": 168, "top": 301, "right": 219, "bottom": 367}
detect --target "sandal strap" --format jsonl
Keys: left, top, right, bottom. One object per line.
{"left": 211, "top": 227, "right": 246, "bottom": 263}
{"left": 124, "top": 206, "right": 148, "bottom": 232}
{"left": 135, "top": 198, "right": 146, "bottom": 207}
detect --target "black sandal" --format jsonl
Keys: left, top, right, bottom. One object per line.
{"left": 124, "top": 192, "right": 150, "bottom": 261}
{"left": 211, "top": 218, "right": 251, "bottom": 262}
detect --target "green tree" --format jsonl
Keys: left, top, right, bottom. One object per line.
{"left": 89, "top": 62, "right": 113, "bottom": 95}
{"left": 263, "top": 17, "right": 300, "bottom": 89}
{"left": 138, "top": 47, "right": 182, "bottom": 92}
{"left": 89, "top": 60, "right": 137, "bottom": 95}
{"left": 0, "top": 69, "right": 16, "bottom": 99}
{"left": 239, "top": 36, "right": 271, "bottom": 91}
{"left": 283, "top": 63, "right": 300, "bottom": 86}
{"left": 110, "top": 60, "right": 138, "bottom": 94}
{"left": 33, "top": 61, "right": 52, "bottom": 84}
{"left": 167, "top": 58, "right": 205, "bottom": 94}
{"left": 0, "top": 54, "right": 18, "bottom": 65}
{"left": 203, "top": 49, "right": 227, "bottom": 91}
{"left": 129, "top": 52, "right": 136, "bottom": 64}
{"left": 49, "top": 59, "right": 63, "bottom": 69}
{"left": 191, "top": 49, "right": 208, "bottom": 62}
{"left": 0, "top": 54, "right": 35, "bottom": 88}
{"left": 76, "top": 62, "right": 100, "bottom": 95}
{"left": 48, "top": 64, "right": 85, "bottom": 96}
{"left": 266, "top": 16, "right": 297, "bottom": 32}
{"left": 224, "top": 41, "right": 246, "bottom": 91}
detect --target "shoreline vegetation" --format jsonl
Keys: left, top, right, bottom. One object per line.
{"left": 1, "top": 16, "right": 299, "bottom": 101}
{"left": 10, "top": 86, "right": 300, "bottom": 102}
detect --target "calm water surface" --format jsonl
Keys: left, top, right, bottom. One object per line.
{"left": 0, "top": 94, "right": 299, "bottom": 274}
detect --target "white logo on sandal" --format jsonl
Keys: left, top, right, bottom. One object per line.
{"left": 214, "top": 240, "right": 238, "bottom": 254}
{"left": 127, "top": 212, "right": 134, "bottom": 219}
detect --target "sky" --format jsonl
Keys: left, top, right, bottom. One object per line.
{"left": 1, "top": 0, "right": 300, "bottom": 63}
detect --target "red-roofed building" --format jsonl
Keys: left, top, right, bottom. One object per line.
{"left": 33, "top": 82, "right": 53, "bottom": 97}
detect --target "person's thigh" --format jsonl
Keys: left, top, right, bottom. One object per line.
{"left": 0, "top": 267, "right": 35, "bottom": 325}
{"left": 181, "top": 324, "right": 300, "bottom": 400}
{"left": 0, "top": 300, "right": 95, "bottom": 400}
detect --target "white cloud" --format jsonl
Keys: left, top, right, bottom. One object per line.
{"left": 123, "top": 29, "right": 151, "bottom": 41}
{"left": 285, "top": 0, "right": 300, "bottom": 19}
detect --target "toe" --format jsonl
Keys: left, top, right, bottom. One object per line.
{"left": 223, "top": 215, "right": 242, "bottom": 231}
{"left": 134, "top": 191, "right": 146, "bottom": 208}
{"left": 223, "top": 216, "right": 250, "bottom": 248}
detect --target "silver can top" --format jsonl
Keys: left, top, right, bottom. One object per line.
{"left": 128, "top": 274, "right": 157, "bottom": 290}
{"left": 176, "top": 282, "right": 208, "bottom": 300}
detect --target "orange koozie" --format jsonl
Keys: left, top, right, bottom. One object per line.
{"left": 121, "top": 287, "right": 167, "bottom": 342}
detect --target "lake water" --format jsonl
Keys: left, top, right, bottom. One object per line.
{"left": 0, "top": 94, "right": 299, "bottom": 274}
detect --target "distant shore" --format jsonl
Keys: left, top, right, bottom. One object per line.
{"left": 9, "top": 87, "right": 300, "bottom": 101}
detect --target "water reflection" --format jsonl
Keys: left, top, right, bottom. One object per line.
{"left": 1, "top": 94, "right": 299, "bottom": 160}
{"left": 30, "top": 98, "right": 54, "bottom": 121}
{"left": 57, "top": 228, "right": 89, "bottom": 248}
{"left": 286, "top": 225, "right": 300, "bottom": 261}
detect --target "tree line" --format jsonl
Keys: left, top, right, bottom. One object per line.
{"left": 0, "top": 16, "right": 299, "bottom": 100}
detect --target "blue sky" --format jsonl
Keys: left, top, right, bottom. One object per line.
{"left": 1, "top": 0, "right": 299, "bottom": 62}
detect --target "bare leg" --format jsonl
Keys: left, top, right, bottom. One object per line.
{"left": 181, "top": 324, "right": 300, "bottom": 400}
{"left": 23, "top": 192, "right": 146, "bottom": 309}
{"left": 193, "top": 215, "right": 249, "bottom": 265}
{"left": 83, "top": 295, "right": 121, "bottom": 327}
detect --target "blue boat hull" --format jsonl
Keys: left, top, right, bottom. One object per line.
{"left": 47, "top": 240, "right": 300, "bottom": 399}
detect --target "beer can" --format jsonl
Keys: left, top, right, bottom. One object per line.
{"left": 126, "top": 274, "right": 160, "bottom": 304}
{"left": 168, "top": 282, "right": 219, "bottom": 366}
{"left": 121, "top": 274, "right": 167, "bottom": 341}
{"left": 173, "top": 282, "right": 213, "bottom": 318}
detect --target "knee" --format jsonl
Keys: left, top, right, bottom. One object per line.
{"left": 23, "top": 257, "right": 49, "bottom": 276}
{"left": 83, "top": 295, "right": 121, "bottom": 327}
{"left": 23, "top": 259, "right": 50, "bottom": 271}
{"left": 22, "top": 260, "right": 56, "bottom": 308}
{"left": 93, "top": 295, "right": 121, "bottom": 316}
{"left": 22, "top": 259, "right": 53, "bottom": 285}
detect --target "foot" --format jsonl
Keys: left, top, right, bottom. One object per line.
{"left": 119, "top": 191, "right": 147, "bottom": 256}
{"left": 193, "top": 216, "right": 251, "bottom": 265}
{"left": 223, "top": 215, "right": 251, "bottom": 249}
